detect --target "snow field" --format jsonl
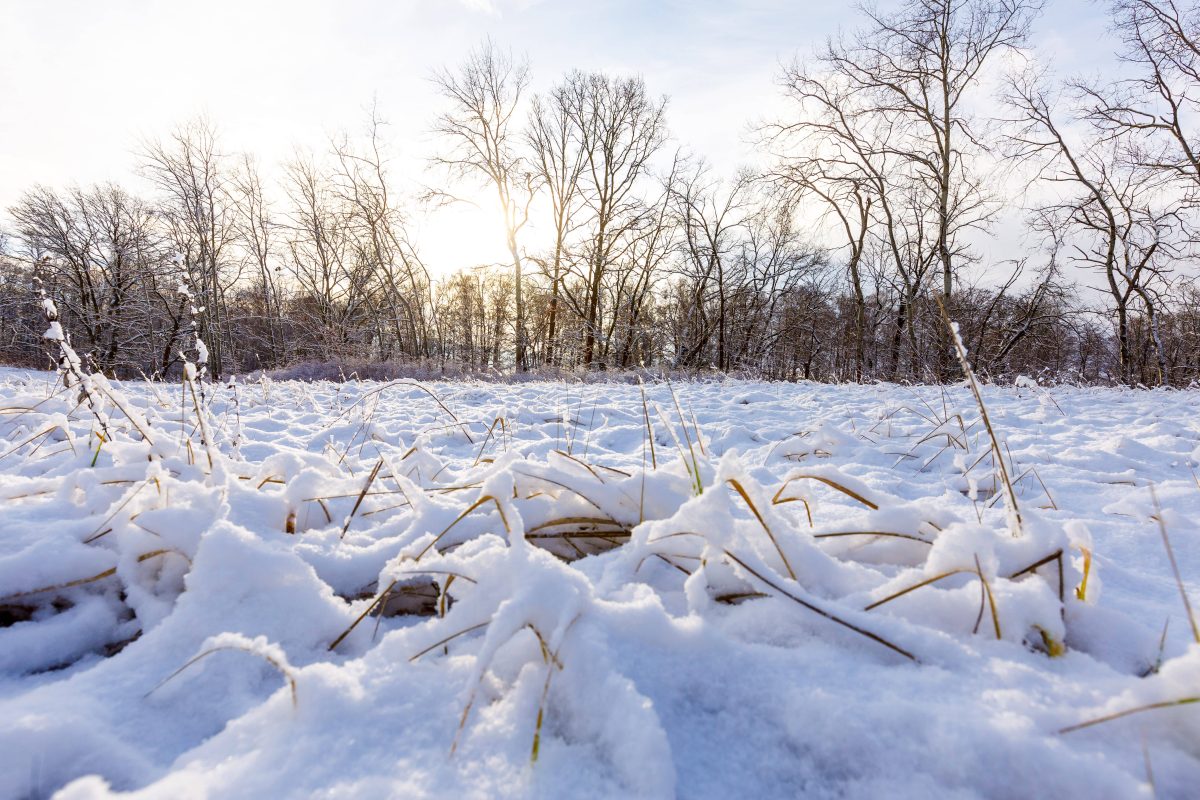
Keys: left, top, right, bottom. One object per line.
{"left": 0, "top": 368, "right": 1197, "bottom": 799}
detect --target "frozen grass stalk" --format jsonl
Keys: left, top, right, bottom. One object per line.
{"left": 33, "top": 263, "right": 111, "bottom": 440}
{"left": 936, "top": 295, "right": 1022, "bottom": 536}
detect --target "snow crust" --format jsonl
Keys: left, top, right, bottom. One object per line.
{"left": 0, "top": 367, "right": 1197, "bottom": 799}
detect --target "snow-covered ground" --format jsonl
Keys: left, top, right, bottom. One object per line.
{"left": 0, "top": 368, "right": 1197, "bottom": 799}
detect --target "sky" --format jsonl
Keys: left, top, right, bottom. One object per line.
{"left": 0, "top": 0, "right": 1116, "bottom": 275}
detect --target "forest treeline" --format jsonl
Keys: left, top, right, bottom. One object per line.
{"left": 3, "top": 0, "right": 1200, "bottom": 385}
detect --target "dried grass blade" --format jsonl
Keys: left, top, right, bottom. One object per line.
{"left": 1150, "top": 486, "right": 1199, "bottom": 644}
{"left": 340, "top": 458, "right": 384, "bottom": 540}
{"left": 726, "top": 478, "right": 796, "bottom": 581}
{"left": 1059, "top": 697, "right": 1200, "bottom": 734}
{"left": 146, "top": 645, "right": 297, "bottom": 708}
{"left": 723, "top": 549, "right": 916, "bottom": 662}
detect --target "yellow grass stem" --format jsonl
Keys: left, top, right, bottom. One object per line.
{"left": 0, "top": 549, "right": 178, "bottom": 601}
{"left": 414, "top": 495, "right": 512, "bottom": 561}
{"left": 146, "top": 645, "right": 297, "bottom": 708}
{"left": 1150, "top": 486, "right": 1199, "bottom": 644}
{"left": 1060, "top": 697, "right": 1200, "bottom": 734}
{"left": 772, "top": 474, "right": 879, "bottom": 511}
{"left": 723, "top": 548, "right": 917, "bottom": 662}
{"left": 726, "top": 478, "right": 797, "bottom": 581}
{"left": 935, "top": 295, "right": 1022, "bottom": 536}
{"left": 340, "top": 459, "right": 384, "bottom": 540}
{"left": 864, "top": 569, "right": 974, "bottom": 611}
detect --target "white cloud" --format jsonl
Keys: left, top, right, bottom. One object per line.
{"left": 456, "top": 0, "right": 500, "bottom": 15}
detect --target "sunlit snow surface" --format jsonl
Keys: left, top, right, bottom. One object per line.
{"left": 0, "top": 368, "right": 1197, "bottom": 799}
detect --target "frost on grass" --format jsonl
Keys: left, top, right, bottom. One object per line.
{"left": 0, "top": 367, "right": 1198, "bottom": 798}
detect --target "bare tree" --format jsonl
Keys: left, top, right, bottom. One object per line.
{"left": 332, "top": 112, "right": 433, "bottom": 360}
{"left": 432, "top": 41, "right": 537, "bottom": 371}
{"left": 668, "top": 159, "right": 753, "bottom": 370}
{"left": 1080, "top": 1, "right": 1200, "bottom": 190}
{"left": 606, "top": 166, "right": 678, "bottom": 368}
{"left": 10, "top": 184, "right": 169, "bottom": 374}
{"left": 561, "top": 71, "right": 668, "bottom": 366}
{"left": 282, "top": 153, "right": 373, "bottom": 360}
{"left": 764, "top": 65, "right": 899, "bottom": 379}
{"left": 819, "top": 0, "right": 1041, "bottom": 375}
{"left": 140, "top": 118, "right": 240, "bottom": 378}
{"left": 730, "top": 195, "right": 829, "bottom": 373}
{"left": 230, "top": 154, "right": 285, "bottom": 367}
{"left": 1007, "top": 71, "right": 1178, "bottom": 384}
{"left": 527, "top": 84, "right": 587, "bottom": 366}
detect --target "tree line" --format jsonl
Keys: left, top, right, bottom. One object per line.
{"left": 2, "top": 0, "right": 1200, "bottom": 386}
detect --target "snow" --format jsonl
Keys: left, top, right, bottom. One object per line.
{"left": 0, "top": 367, "right": 1197, "bottom": 799}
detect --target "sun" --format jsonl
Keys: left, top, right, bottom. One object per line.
{"left": 419, "top": 185, "right": 518, "bottom": 277}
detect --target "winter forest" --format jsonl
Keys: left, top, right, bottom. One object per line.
{"left": 4, "top": 0, "right": 1200, "bottom": 385}
{"left": 3, "top": 2, "right": 1200, "bottom": 800}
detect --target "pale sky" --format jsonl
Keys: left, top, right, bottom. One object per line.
{"left": 0, "top": 0, "right": 1114, "bottom": 274}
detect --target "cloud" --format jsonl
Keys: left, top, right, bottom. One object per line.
{"left": 456, "top": 0, "right": 500, "bottom": 15}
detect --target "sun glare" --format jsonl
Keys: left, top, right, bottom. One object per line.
{"left": 419, "top": 187, "right": 516, "bottom": 276}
